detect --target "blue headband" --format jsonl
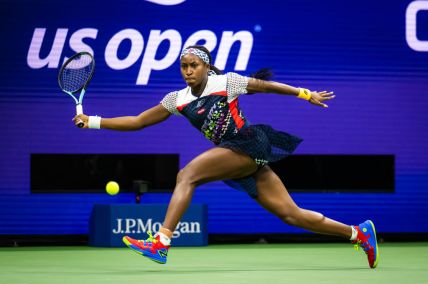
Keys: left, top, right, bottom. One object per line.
{"left": 180, "top": 48, "right": 210, "bottom": 64}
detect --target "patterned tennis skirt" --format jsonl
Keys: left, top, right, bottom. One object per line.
{"left": 219, "top": 124, "right": 302, "bottom": 198}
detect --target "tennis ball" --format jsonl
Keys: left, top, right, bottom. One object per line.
{"left": 106, "top": 181, "right": 120, "bottom": 195}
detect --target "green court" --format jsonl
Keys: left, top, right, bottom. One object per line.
{"left": 1, "top": 243, "right": 427, "bottom": 284}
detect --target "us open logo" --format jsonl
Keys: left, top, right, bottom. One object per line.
{"left": 27, "top": 27, "right": 255, "bottom": 85}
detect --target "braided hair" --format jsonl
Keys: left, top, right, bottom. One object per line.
{"left": 186, "top": 45, "right": 273, "bottom": 81}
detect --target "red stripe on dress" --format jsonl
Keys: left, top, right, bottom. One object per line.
{"left": 228, "top": 98, "right": 245, "bottom": 129}
{"left": 210, "top": 91, "right": 227, "bottom": 97}
{"left": 177, "top": 103, "right": 189, "bottom": 112}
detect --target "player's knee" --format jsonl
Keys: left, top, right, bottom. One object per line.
{"left": 280, "top": 207, "right": 302, "bottom": 226}
{"left": 176, "top": 169, "right": 185, "bottom": 184}
{"left": 176, "top": 167, "right": 200, "bottom": 187}
{"left": 281, "top": 208, "right": 325, "bottom": 226}
{"left": 282, "top": 215, "right": 298, "bottom": 226}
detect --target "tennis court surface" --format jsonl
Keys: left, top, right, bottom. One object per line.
{"left": 1, "top": 243, "right": 427, "bottom": 284}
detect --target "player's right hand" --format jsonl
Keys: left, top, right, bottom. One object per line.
{"left": 72, "top": 114, "right": 89, "bottom": 128}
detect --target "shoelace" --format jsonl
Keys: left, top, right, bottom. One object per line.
{"left": 138, "top": 231, "right": 158, "bottom": 245}
{"left": 354, "top": 240, "right": 372, "bottom": 255}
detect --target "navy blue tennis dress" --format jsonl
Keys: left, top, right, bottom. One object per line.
{"left": 161, "top": 72, "right": 302, "bottom": 198}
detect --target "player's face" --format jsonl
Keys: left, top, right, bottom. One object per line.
{"left": 180, "top": 54, "right": 210, "bottom": 87}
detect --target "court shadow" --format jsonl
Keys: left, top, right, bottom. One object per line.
{"left": 101, "top": 266, "right": 368, "bottom": 275}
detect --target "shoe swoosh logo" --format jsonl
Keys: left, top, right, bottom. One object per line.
{"left": 158, "top": 250, "right": 168, "bottom": 258}
{"left": 145, "top": 0, "right": 185, "bottom": 5}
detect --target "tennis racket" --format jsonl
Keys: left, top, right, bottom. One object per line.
{"left": 58, "top": 51, "right": 95, "bottom": 128}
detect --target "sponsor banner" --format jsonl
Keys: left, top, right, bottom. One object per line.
{"left": 89, "top": 204, "right": 207, "bottom": 247}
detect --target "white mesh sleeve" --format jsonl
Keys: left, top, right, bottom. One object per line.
{"left": 160, "top": 91, "right": 180, "bottom": 115}
{"left": 226, "top": 72, "right": 249, "bottom": 102}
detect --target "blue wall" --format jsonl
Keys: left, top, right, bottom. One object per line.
{"left": 1, "top": 0, "right": 428, "bottom": 235}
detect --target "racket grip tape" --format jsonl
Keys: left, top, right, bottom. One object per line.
{"left": 75, "top": 104, "right": 84, "bottom": 128}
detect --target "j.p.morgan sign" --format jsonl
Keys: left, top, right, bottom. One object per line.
{"left": 89, "top": 204, "right": 207, "bottom": 247}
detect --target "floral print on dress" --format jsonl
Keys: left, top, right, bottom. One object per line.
{"left": 200, "top": 100, "right": 232, "bottom": 144}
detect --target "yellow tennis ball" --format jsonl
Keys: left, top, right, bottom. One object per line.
{"left": 106, "top": 181, "right": 120, "bottom": 195}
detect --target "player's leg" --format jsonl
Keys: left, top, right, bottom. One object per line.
{"left": 253, "top": 165, "right": 379, "bottom": 268}
{"left": 123, "top": 147, "right": 258, "bottom": 263}
{"left": 254, "top": 165, "right": 351, "bottom": 237}
{"left": 163, "top": 147, "right": 258, "bottom": 231}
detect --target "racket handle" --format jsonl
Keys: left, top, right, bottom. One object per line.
{"left": 76, "top": 104, "right": 84, "bottom": 128}
{"left": 76, "top": 104, "right": 83, "bottom": 115}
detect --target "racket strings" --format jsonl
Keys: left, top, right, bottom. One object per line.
{"left": 60, "top": 54, "right": 94, "bottom": 93}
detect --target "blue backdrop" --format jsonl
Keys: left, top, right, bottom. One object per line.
{"left": 1, "top": 0, "right": 428, "bottom": 235}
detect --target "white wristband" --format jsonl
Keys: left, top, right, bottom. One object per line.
{"left": 88, "top": 116, "right": 102, "bottom": 129}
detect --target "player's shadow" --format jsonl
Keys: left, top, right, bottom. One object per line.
{"left": 106, "top": 266, "right": 370, "bottom": 275}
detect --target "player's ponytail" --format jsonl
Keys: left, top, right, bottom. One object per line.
{"left": 209, "top": 64, "right": 223, "bottom": 75}
{"left": 249, "top": 68, "right": 273, "bottom": 81}
{"left": 245, "top": 68, "right": 274, "bottom": 95}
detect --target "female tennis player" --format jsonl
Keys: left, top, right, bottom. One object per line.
{"left": 73, "top": 45, "right": 379, "bottom": 268}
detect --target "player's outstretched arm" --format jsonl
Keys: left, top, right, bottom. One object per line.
{"left": 72, "top": 104, "right": 171, "bottom": 130}
{"left": 246, "top": 77, "right": 335, "bottom": 108}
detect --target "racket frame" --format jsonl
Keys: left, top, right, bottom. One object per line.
{"left": 57, "top": 52, "right": 95, "bottom": 127}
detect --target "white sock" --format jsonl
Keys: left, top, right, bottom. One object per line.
{"left": 157, "top": 232, "right": 171, "bottom": 246}
{"left": 350, "top": 226, "right": 358, "bottom": 241}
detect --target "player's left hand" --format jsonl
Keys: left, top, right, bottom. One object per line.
{"left": 309, "top": 91, "right": 335, "bottom": 108}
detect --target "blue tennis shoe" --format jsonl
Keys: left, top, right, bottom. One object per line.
{"left": 352, "top": 220, "right": 379, "bottom": 268}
